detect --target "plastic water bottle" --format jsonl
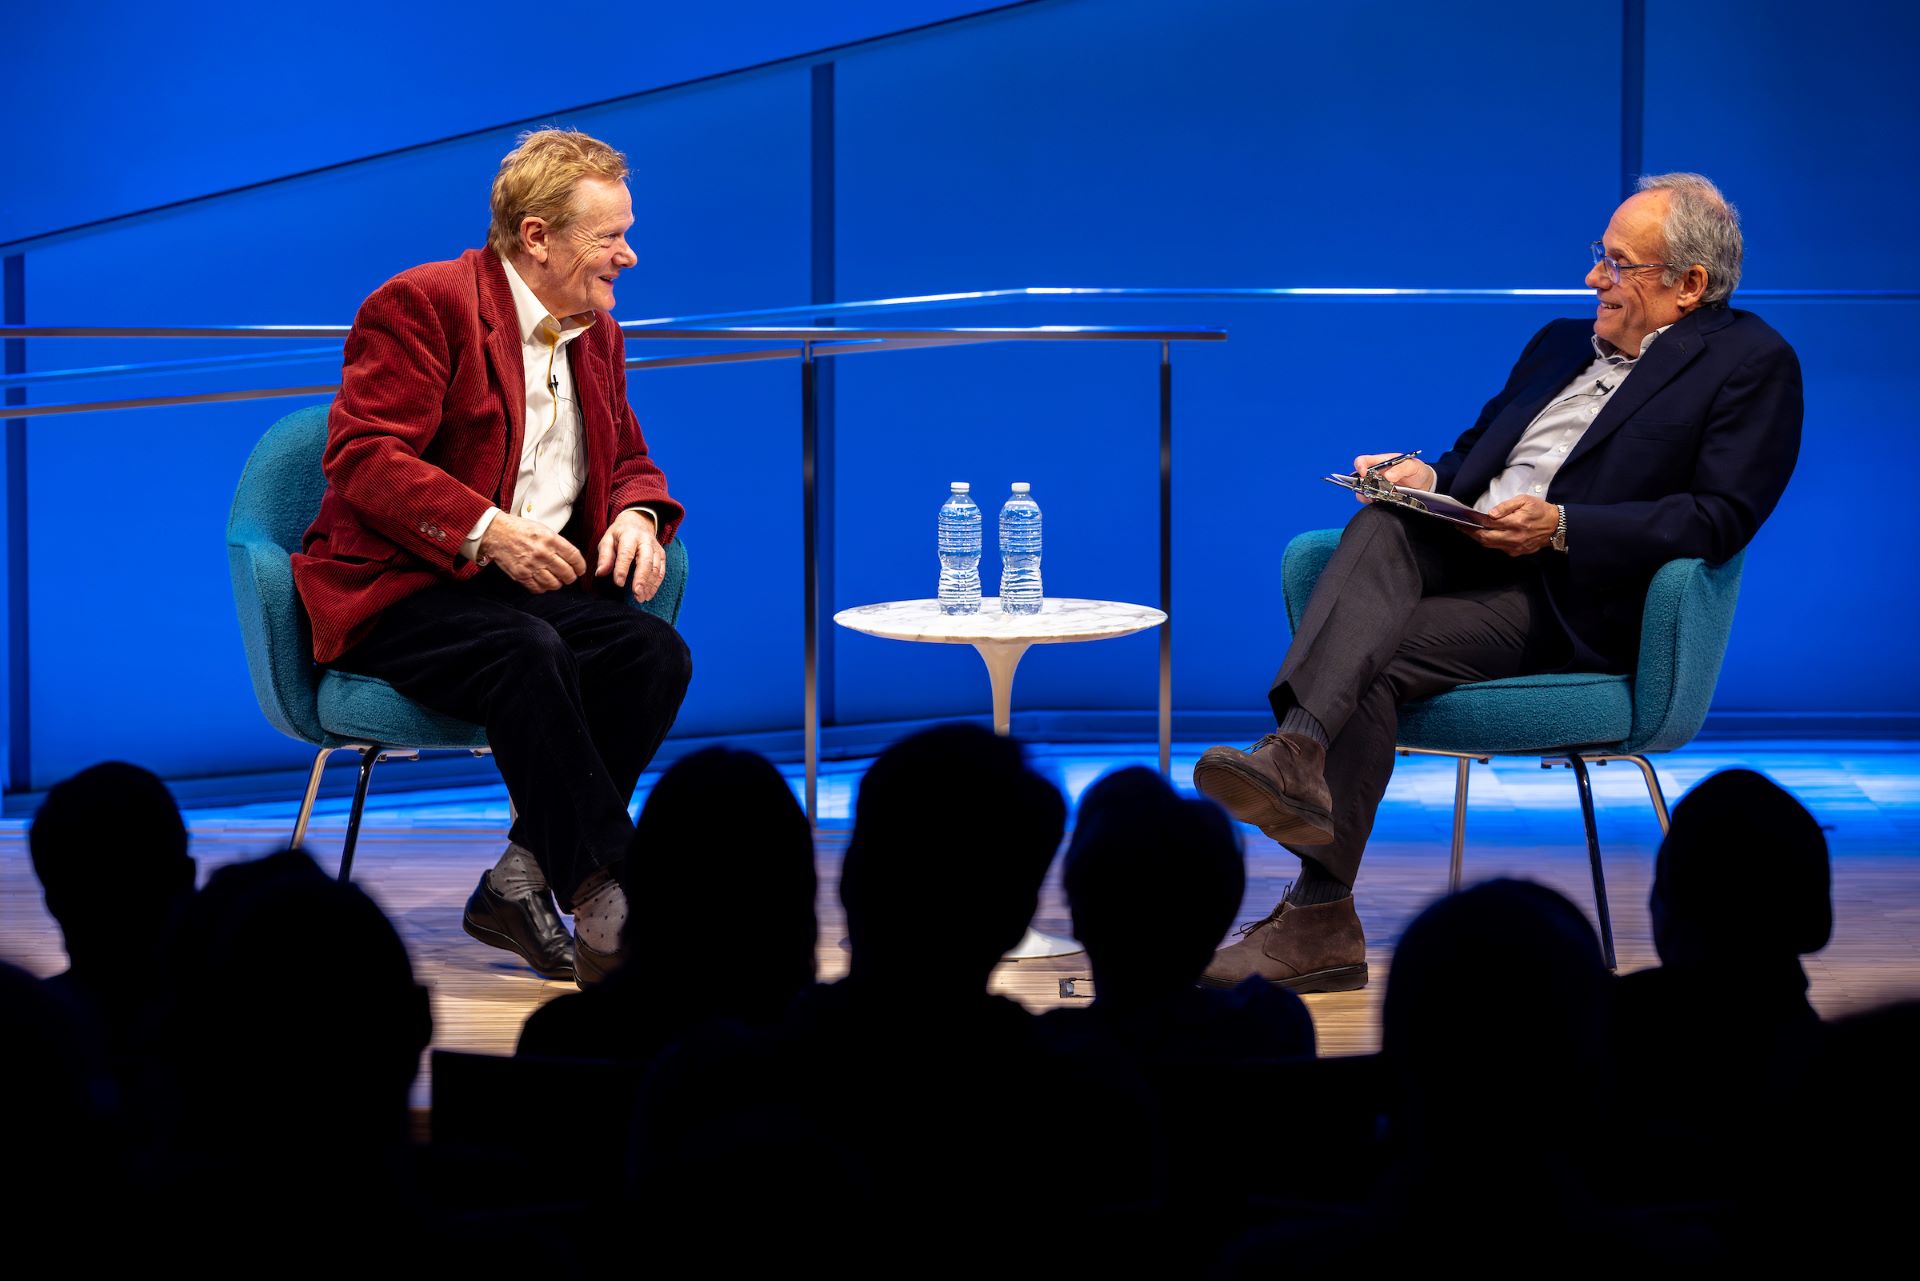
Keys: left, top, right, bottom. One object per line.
{"left": 998, "top": 482, "right": 1043, "bottom": 614}
{"left": 937, "top": 482, "right": 982, "bottom": 614}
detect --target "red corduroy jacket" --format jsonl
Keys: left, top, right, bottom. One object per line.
{"left": 292, "top": 247, "right": 683, "bottom": 663}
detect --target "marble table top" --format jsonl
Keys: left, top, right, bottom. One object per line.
{"left": 833, "top": 598, "right": 1167, "bottom": 645}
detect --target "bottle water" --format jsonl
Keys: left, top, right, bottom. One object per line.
{"left": 998, "top": 482, "right": 1043, "bottom": 614}
{"left": 937, "top": 482, "right": 982, "bottom": 614}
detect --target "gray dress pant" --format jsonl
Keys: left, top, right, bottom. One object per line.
{"left": 1269, "top": 504, "right": 1573, "bottom": 886}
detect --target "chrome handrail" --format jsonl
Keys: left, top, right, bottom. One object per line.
{"left": 3, "top": 282, "right": 1904, "bottom": 406}
{"left": 0, "top": 321, "right": 1223, "bottom": 418}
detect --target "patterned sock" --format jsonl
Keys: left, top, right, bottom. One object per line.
{"left": 1279, "top": 705, "right": 1331, "bottom": 749}
{"left": 572, "top": 872, "right": 628, "bottom": 953}
{"left": 1286, "top": 858, "right": 1352, "bottom": 906}
{"left": 487, "top": 843, "right": 548, "bottom": 900}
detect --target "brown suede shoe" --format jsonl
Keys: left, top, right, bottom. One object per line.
{"left": 1191, "top": 732, "right": 1335, "bottom": 846}
{"left": 1198, "top": 896, "right": 1368, "bottom": 993}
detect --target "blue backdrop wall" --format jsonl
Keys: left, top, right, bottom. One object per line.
{"left": 2, "top": 0, "right": 1914, "bottom": 793}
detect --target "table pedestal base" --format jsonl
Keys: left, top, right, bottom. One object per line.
{"left": 971, "top": 638, "right": 1031, "bottom": 736}
{"left": 972, "top": 639, "right": 1084, "bottom": 958}
{"left": 833, "top": 599, "right": 1166, "bottom": 966}
{"left": 1004, "top": 925, "right": 1084, "bottom": 960}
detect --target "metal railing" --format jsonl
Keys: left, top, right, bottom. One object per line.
{"left": 0, "top": 295, "right": 1229, "bottom": 818}
{"left": 9, "top": 278, "right": 1909, "bottom": 811}
{"left": 5, "top": 282, "right": 1905, "bottom": 418}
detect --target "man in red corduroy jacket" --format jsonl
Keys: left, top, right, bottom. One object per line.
{"left": 294, "top": 129, "right": 690, "bottom": 987}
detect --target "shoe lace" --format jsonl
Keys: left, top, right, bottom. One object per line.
{"left": 1233, "top": 881, "right": 1293, "bottom": 938}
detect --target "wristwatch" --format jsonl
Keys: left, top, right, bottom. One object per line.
{"left": 1550, "top": 505, "right": 1569, "bottom": 553}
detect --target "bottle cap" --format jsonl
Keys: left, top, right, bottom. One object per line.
{"left": 1011, "top": 482, "right": 1031, "bottom": 493}
{"left": 951, "top": 482, "right": 970, "bottom": 492}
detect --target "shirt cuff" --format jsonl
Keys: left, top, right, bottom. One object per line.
{"left": 462, "top": 507, "right": 502, "bottom": 564}
{"left": 623, "top": 504, "right": 659, "bottom": 532}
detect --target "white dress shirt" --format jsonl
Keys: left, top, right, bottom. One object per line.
{"left": 1473, "top": 325, "right": 1673, "bottom": 515}
{"left": 461, "top": 259, "right": 658, "bottom": 563}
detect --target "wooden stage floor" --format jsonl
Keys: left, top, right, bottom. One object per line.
{"left": 4, "top": 739, "right": 1917, "bottom": 1103}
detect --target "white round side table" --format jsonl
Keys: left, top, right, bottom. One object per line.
{"left": 833, "top": 597, "right": 1169, "bottom": 959}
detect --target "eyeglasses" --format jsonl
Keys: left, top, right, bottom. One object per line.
{"left": 1590, "top": 241, "right": 1681, "bottom": 285}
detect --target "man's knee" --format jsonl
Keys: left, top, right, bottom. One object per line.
{"left": 603, "top": 613, "right": 692, "bottom": 697}
{"left": 1343, "top": 500, "right": 1419, "bottom": 544}
{"left": 492, "top": 616, "right": 579, "bottom": 686}
{"left": 654, "top": 623, "right": 693, "bottom": 698}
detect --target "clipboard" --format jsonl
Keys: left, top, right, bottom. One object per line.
{"left": 1323, "top": 469, "right": 1497, "bottom": 529}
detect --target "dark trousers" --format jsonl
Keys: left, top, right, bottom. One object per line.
{"left": 1269, "top": 504, "right": 1572, "bottom": 887}
{"left": 332, "top": 573, "right": 693, "bottom": 910}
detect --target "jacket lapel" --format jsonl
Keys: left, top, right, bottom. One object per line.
{"left": 478, "top": 251, "right": 526, "bottom": 505}
{"left": 1448, "top": 344, "right": 1590, "bottom": 501}
{"left": 1563, "top": 307, "right": 1725, "bottom": 469}
{"left": 570, "top": 327, "right": 612, "bottom": 537}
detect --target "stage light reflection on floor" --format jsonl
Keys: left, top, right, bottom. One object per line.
{"left": 12, "top": 737, "right": 1900, "bottom": 862}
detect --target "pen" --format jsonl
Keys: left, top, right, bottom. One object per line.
{"left": 1363, "top": 450, "right": 1422, "bottom": 477}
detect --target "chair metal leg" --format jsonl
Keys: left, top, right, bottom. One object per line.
{"left": 1624, "top": 753, "right": 1672, "bottom": 834}
{"left": 337, "top": 747, "right": 380, "bottom": 883}
{"left": 290, "top": 747, "right": 334, "bottom": 850}
{"left": 1448, "top": 755, "right": 1471, "bottom": 893}
{"left": 1566, "top": 754, "right": 1617, "bottom": 972}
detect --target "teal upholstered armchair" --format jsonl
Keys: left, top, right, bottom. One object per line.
{"left": 226, "top": 403, "right": 689, "bottom": 880}
{"left": 1281, "top": 528, "right": 1745, "bottom": 968}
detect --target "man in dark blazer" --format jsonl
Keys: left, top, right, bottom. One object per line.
{"left": 293, "top": 129, "right": 690, "bottom": 986}
{"left": 1193, "top": 174, "right": 1802, "bottom": 992}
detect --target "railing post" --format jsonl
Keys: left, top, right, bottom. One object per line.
{"left": 3, "top": 253, "right": 28, "bottom": 795}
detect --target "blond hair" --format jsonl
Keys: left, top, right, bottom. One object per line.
{"left": 487, "top": 128, "right": 630, "bottom": 260}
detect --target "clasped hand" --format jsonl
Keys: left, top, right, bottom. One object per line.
{"left": 479, "top": 508, "right": 664, "bottom": 600}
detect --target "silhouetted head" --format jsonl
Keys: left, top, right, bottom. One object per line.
{"left": 165, "top": 850, "right": 430, "bottom": 1154}
{"left": 622, "top": 747, "right": 818, "bottom": 1005}
{"left": 30, "top": 761, "right": 194, "bottom": 974}
{"left": 1651, "top": 769, "right": 1830, "bottom": 967}
{"left": 841, "top": 724, "right": 1065, "bottom": 991}
{"left": 1064, "top": 766, "right": 1243, "bottom": 999}
{"left": 1383, "top": 879, "right": 1611, "bottom": 1151}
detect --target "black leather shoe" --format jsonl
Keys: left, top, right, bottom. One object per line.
{"left": 462, "top": 872, "right": 576, "bottom": 980}
{"left": 573, "top": 934, "right": 623, "bottom": 989}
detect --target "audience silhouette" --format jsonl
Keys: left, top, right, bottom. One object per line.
{"left": 633, "top": 725, "right": 1153, "bottom": 1269}
{"left": 1613, "top": 768, "right": 1831, "bottom": 1217}
{"left": 1370, "top": 878, "right": 1621, "bottom": 1262}
{"left": 29, "top": 760, "right": 195, "bottom": 1077}
{"left": 7, "top": 739, "right": 1906, "bottom": 1268}
{"left": 1047, "top": 764, "right": 1313, "bottom": 1061}
{"left": 1771, "top": 998, "right": 1919, "bottom": 1270}
{"left": 156, "top": 849, "right": 432, "bottom": 1261}
{"left": 0, "top": 959, "right": 124, "bottom": 1266}
{"left": 516, "top": 745, "right": 818, "bottom": 1062}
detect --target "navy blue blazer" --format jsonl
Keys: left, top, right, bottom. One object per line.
{"left": 1430, "top": 306, "right": 1802, "bottom": 671}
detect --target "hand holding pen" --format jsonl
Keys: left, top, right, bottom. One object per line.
{"left": 1349, "top": 449, "right": 1436, "bottom": 500}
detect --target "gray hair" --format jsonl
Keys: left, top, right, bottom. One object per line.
{"left": 1635, "top": 172, "right": 1743, "bottom": 304}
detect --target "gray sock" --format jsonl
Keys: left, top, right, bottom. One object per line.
{"left": 488, "top": 843, "right": 548, "bottom": 900}
{"left": 1286, "top": 859, "right": 1352, "bottom": 906}
{"left": 1279, "top": 705, "right": 1331, "bottom": 749}
{"left": 572, "top": 873, "right": 628, "bottom": 952}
